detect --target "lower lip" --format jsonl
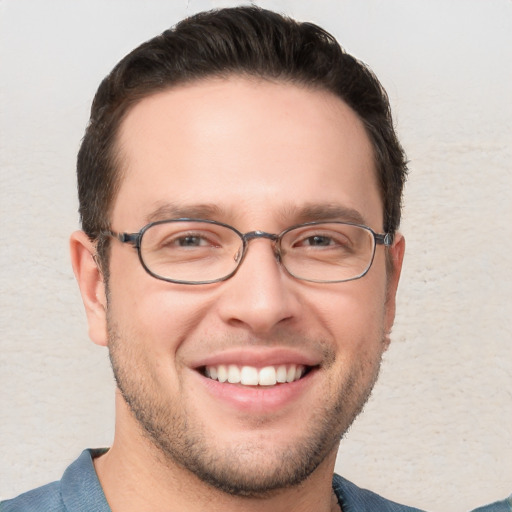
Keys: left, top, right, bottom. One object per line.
{"left": 193, "top": 369, "right": 317, "bottom": 413}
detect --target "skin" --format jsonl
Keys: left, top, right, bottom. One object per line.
{"left": 70, "top": 76, "right": 405, "bottom": 512}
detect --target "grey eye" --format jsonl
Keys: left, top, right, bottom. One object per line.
{"left": 177, "top": 235, "right": 204, "bottom": 247}
{"left": 303, "top": 235, "right": 333, "bottom": 247}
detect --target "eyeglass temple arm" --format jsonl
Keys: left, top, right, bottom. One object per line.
{"left": 103, "top": 230, "right": 140, "bottom": 247}
{"left": 375, "top": 233, "right": 393, "bottom": 246}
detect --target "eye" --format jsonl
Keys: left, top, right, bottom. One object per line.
{"left": 175, "top": 234, "right": 210, "bottom": 247}
{"left": 300, "top": 235, "right": 336, "bottom": 247}
{"left": 291, "top": 231, "right": 350, "bottom": 249}
{"left": 163, "top": 231, "right": 219, "bottom": 249}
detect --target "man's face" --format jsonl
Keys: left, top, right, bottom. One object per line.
{"left": 86, "top": 77, "right": 403, "bottom": 495}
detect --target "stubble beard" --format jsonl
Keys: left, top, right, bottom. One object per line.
{"left": 107, "top": 318, "right": 384, "bottom": 498}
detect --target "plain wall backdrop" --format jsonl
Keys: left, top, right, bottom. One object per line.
{"left": 1, "top": 1, "right": 511, "bottom": 510}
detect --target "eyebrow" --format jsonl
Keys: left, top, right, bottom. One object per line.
{"left": 144, "top": 201, "right": 368, "bottom": 228}
{"left": 145, "top": 202, "right": 224, "bottom": 224}
{"left": 281, "top": 203, "right": 367, "bottom": 226}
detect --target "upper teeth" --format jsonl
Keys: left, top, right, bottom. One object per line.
{"left": 205, "top": 364, "right": 305, "bottom": 386}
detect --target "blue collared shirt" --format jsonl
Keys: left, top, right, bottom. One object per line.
{"left": 1, "top": 449, "right": 508, "bottom": 511}
{"left": 471, "top": 497, "right": 512, "bottom": 512}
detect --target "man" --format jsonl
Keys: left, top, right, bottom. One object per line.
{"left": 2, "top": 6, "right": 425, "bottom": 511}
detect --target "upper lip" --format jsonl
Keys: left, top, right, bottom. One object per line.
{"left": 190, "top": 347, "right": 322, "bottom": 370}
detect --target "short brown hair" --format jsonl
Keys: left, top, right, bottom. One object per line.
{"left": 77, "top": 6, "right": 407, "bottom": 269}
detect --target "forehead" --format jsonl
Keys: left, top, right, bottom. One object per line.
{"left": 113, "top": 77, "right": 381, "bottom": 230}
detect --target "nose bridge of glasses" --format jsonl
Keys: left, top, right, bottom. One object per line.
{"left": 235, "top": 230, "right": 280, "bottom": 264}
{"left": 243, "top": 230, "right": 279, "bottom": 243}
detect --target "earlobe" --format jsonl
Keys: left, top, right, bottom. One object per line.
{"left": 70, "top": 230, "right": 109, "bottom": 347}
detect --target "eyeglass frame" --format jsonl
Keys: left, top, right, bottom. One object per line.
{"left": 102, "top": 218, "right": 394, "bottom": 285}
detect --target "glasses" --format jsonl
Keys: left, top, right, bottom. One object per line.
{"left": 104, "top": 218, "right": 392, "bottom": 285}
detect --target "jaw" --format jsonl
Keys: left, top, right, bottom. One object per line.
{"left": 107, "top": 334, "right": 385, "bottom": 505}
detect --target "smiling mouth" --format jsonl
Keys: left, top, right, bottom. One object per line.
{"left": 200, "top": 364, "right": 313, "bottom": 387}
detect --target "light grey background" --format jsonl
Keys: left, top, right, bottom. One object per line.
{"left": 1, "top": 1, "right": 511, "bottom": 510}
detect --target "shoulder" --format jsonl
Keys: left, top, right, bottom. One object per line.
{"left": 470, "top": 496, "right": 512, "bottom": 512}
{"left": 332, "top": 473, "right": 427, "bottom": 512}
{"left": 0, "top": 449, "right": 110, "bottom": 512}
{"left": 0, "top": 481, "right": 63, "bottom": 512}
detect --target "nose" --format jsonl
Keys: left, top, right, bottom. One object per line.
{"left": 215, "top": 238, "right": 301, "bottom": 335}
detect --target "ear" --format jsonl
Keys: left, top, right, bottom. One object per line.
{"left": 383, "top": 232, "right": 405, "bottom": 349}
{"left": 70, "top": 231, "right": 108, "bottom": 347}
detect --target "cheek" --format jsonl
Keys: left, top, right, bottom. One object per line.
{"left": 310, "top": 274, "right": 388, "bottom": 351}
{"left": 107, "top": 261, "right": 218, "bottom": 359}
